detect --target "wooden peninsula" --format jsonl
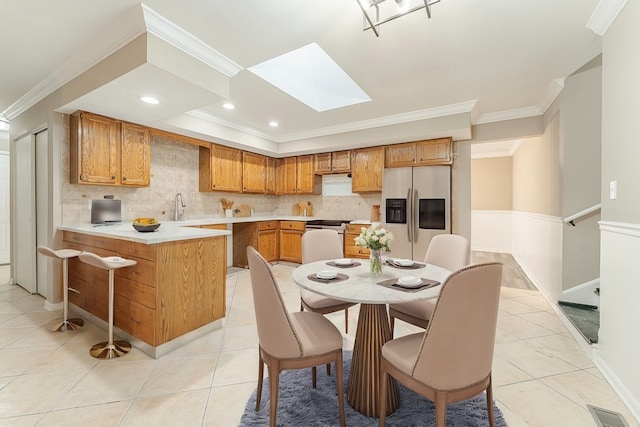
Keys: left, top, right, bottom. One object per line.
{"left": 59, "top": 222, "right": 230, "bottom": 358}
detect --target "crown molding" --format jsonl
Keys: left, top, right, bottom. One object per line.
{"left": 474, "top": 106, "right": 542, "bottom": 125}
{"left": 587, "top": 0, "right": 628, "bottom": 36}
{"left": 471, "top": 139, "right": 524, "bottom": 159}
{"left": 537, "top": 78, "right": 565, "bottom": 112}
{"left": 190, "top": 100, "right": 477, "bottom": 144}
{"left": 276, "top": 100, "right": 477, "bottom": 143}
{"left": 141, "top": 4, "right": 242, "bottom": 78}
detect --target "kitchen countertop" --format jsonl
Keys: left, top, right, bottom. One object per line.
{"left": 59, "top": 215, "right": 314, "bottom": 244}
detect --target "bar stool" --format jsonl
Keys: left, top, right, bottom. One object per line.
{"left": 77, "top": 251, "right": 137, "bottom": 359}
{"left": 36, "top": 246, "right": 85, "bottom": 332}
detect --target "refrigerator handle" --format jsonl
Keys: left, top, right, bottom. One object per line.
{"left": 414, "top": 189, "right": 419, "bottom": 244}
{"left": 407, "top": 188, "right": 412, "bottom": 243}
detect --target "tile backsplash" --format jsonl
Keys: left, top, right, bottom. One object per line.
{"left": 62, "top": 132, "right": 381, "bottom": 224}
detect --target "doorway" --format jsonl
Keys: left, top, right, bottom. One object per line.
{"left": 13, "top": 130, "right": 49, "bottom": 297}
{"left": 0, "top": 151, "right": 9, "bottom": 265}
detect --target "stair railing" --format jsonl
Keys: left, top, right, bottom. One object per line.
{"left": 563, "top": 203, "right": 601, "bottom": 226}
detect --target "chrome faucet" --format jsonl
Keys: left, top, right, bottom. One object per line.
{"left": 175, "top": 193, "right": 186, "bottom": 221}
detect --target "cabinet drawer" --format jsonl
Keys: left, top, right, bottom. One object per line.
{"left": 344, "top": 241, "right": 370, "bottom": 259}
{"left": 115, "top": 256, "right": 156, "bottom": 287}
{"left": 115, "top": 277, "right": 156, "bottom": 309}
{"left": 280, "top": 221, "right": 306, "bottom": 231}
{"left": 63, "top": 231, "right": 156, "bottom": 261}
{"left": 345, "top": 224, "right": 367, "bottom": 234}
{"left": 115, "top": 294, "right": 156, "bottom": 346}
{"left": 258, "top": 221, "right": 278, "bottom": 231}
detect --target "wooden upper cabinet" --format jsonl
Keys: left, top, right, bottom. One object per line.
{"left": 120, "top": 122, "right": 151, "bottom": 186}
{"left": 415, "top": 138, "right": 452, "bottom": 165}
{"left": 276, "top": 157, "right": 297, "bottom": 194}
{"left": 313, "top": 151, "right": 351, "bottom": 174}
{"left": 242, "top": 152, "right": 266, "bottom": 193}
{"left": 313, "top": 153, "right": 332, "bottom": 174}
{"left": 332, "top": 150, "right": 351, "bottom": 173}
{"left": 351, "top": 146, "right": 384, "bottom": 192}
{"left": 296, "top": 155, "right": 319, "bottom": 194}
{"left": 385, "top": 142, "right": 417, "bottom": 168}
{"left": 199, "top": 144, "right": 243, "bottom": 192}
{"left": 70, "top": 111, "right": 120, "bottom": 185}
{"left": 265, "top": 157, "right": 277, "bottom": 195}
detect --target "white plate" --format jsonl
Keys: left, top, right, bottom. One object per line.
{"left": 316, "top": 270, "right": 338, "bottom": 280}
{"left": 398, "top": 276, "right": 422, "bottom": 287}
{"left": 334, "top": 258, "right": 353, "bottom": 266}
{"left": 393, "top": 258, "right": 414, "bottom": 267}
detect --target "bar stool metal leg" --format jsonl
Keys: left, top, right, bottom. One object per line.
{"left": 90, "top": 269, "right": 131, "bottom": 359}
{"left": 48, "top": 257, "right": 84, "bottom": 332}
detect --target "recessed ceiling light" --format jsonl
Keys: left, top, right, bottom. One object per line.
{"left": 140, "top": 96, "right": 160, "bottom": 105}
{"left": 222, "top": 102, "right": 236, "bottom": 110}
{"left": 269, "top": 121, "right": 279, "bottom": 127}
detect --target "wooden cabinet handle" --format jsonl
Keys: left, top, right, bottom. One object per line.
{"left": 123, "top": 176, "right": 127, "bottom": 181}
{"left": 111, "top": 175, "right": 116, "bottom": 179}
{"left": 80, "top": 174, "right": 85, "bottom": 181}
{"left": 131, "top": 318, "right": 141, "bottom": 325}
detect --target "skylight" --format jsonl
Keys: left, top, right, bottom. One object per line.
{"left": 247, "top": 43, "right": 371, "bottom": 112}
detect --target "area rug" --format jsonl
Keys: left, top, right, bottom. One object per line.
{"left": 239, "top": 351, "right": 508, "bottom": 426}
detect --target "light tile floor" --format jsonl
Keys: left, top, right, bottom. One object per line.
{"left": 0, "top": 255, "right": 637, "bottom": 426}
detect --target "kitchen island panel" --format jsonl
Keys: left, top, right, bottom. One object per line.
{"left": 156, "top": 236, "right": 226, "bottom": 344}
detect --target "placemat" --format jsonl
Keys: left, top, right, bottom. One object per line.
{"left": 377, "top": 278, "right": 441, "bottom": 292}
{"left": 325, "top": 261, "right": 362, "bottom": 268}
{"left": 307, "top": 273, "right": 349, "bottom": 284}
{"left": 385, "top": 260, "right": 425, "bottom": 270}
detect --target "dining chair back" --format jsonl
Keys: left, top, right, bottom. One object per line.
{"left": 300, "top": 229, "right": 356, "bottom": 333}
{"left": 389, "top": 233, "right": 470, "bottom": 334}
{"left": 246, "top": 246, "right": 346, "bottom": 427}
{"left": 301, "top": 229, "right": 343, "bottom": 264}
{"left": 423, "top": 233, "right": 470, "bottom": 272}
{"left": 380, "top": 262, "right": 503, "bottom": 427}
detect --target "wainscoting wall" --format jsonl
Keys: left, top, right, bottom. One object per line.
{"left": 597, "top": 221, "right": 640, "bottom": 421}
{"left": 471, "top": 209, "right": 563, "bottom": 302}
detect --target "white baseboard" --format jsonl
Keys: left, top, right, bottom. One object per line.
{"left": 44, "top": 300, "right": 63, "bottom": 311}
{"left": 595, "top": 353, "right": 640, "bottom": 424}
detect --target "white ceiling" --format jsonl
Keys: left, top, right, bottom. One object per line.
{"left": 0, "top": 0, "right": 605, "bottom": 153}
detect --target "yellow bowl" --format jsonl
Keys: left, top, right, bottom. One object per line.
{"left": 133, "top": 217, "right": 158, "bottom": 225}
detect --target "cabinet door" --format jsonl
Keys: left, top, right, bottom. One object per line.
{"left": 277, "top": 157, "right": 297, "bottom": 194}
{"left": 296, "top": 155, "right": 316, "bottom": 194}
{"left": 385, "top": 142, "right": 417, "bottom": 168}
{"left": 242, "top": 152, "right": 266, "bottom": 193}
{"left": 314, "top": 153, "right": 332, "bottom": 174}
{"left": 331, "top": 150, "right": 351, "bottom": 173}
{"left": 351, "top": 146, "right": 384, "bottom": 193}
{"left": 265, "top": 157, "right": 277, "bottom": 194}
{"left": 120, "top": 122, "right": 151, "bottom": 186}
{"left": 279, "top": 230, "right": 302, "bottom": 263}
{"left": 71, "top": 111, "right": 120, "bottom": 185}
{"left": 258, "top": 230, "right": 278, "bottom": 262}
{"left": 416, "top": 138, "right": 452, "bottom": 165}
{"left": 211, "top": 144, "right": 243, "bottom": 192}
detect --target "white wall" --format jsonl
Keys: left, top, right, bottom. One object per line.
{"left": 470, "top": 210, "right": 512, "bottom": 253}
{"left": 598, "top": 0, "right": 640, "bottom": 419}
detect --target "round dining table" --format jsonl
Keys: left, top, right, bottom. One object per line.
{"left": 292, "top": 258, "right": 451, "bottom": 418}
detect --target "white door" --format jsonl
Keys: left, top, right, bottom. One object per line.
{"left": 0, "top": 151, "right": 9, "bottom": 264}
{"left": 35, "top": 130, "right": 49, "bottom": 298}
{"left": 14, "top": 135, "right": 36, "bottom": 293}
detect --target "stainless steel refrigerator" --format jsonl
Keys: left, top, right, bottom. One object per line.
{"left": 381, "top": 166, "right": 451, "bottom": 261}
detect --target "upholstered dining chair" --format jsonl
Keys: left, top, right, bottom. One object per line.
{"left": 379, "top": 262, "right": 503, "bottom": 427}
{"left": 300, "top": 229, "right": 356, "bottom": 333}
{"left": 246, "top": 246, "right": 346, "bottom": 427}
{"left": 388, "top": 234, "right": 470, "bottom": 335}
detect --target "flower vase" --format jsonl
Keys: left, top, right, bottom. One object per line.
{"left": 370, "top": 249, "right": 383, "bottom": 275}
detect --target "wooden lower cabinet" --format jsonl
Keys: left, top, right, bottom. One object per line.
{"left": 233, "top": 221, "right": 279, "bottom": 266}
{"left": 63, "top": 231, "right": 226, "bottom": 347}
{"left": 279, "top": 221, "right": 305, "bottom": 263}
{"left": 344, "top": 224, "right": 370, "bottom": 259}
